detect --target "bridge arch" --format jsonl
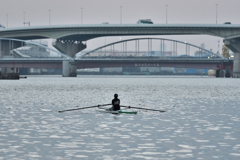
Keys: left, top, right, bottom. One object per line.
{"left": 80, "top": 37, "right": 220, "bottom": 59}
{"left": 0, "top": 38, "right": 73, "bottom": 60}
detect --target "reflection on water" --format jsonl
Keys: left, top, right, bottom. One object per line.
{"left": 0, "top": 75, "right": 240, "bottom": 159}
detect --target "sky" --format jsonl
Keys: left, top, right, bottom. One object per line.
{"left": 0, "top": 0, "right": 239, "bottom": 53}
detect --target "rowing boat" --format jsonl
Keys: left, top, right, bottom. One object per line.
{"left": 97, "top": 108, "right": 137, "bottom": 114}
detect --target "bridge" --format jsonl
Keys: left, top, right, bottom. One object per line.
{"left": 1, "top": 24, "right": 240, "bottom": 40}
{"left": 0, "top": 24, "right": 239, "bottom": 77}
{"left": 0, "top": 57, "right": 231, "bottom": 69}
{"left": 0, "top": 57, "right": 232, "bottom": 74}
{"left": 0, "top": 37, "right": 232, "bottom": 77}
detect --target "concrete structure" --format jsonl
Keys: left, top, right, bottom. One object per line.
{"left": 0, "top": 40, "right": 22, "bottom": 78}
{"left": 223, "top": 38, "right": 240, "bottom": 77}
{"left": 52, "top": 40, "right": 85, "bottom": 76}
{"left": 1, "top": 24, "right": 240, "bottom": 77}
{"left": 62, "top": 60, "right": 77, "bottom": 77}
{"left": 1, "top": 24, "right": 240, "bottom": 40}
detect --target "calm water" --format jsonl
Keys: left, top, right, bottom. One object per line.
{"left": 0, "top": 75, "right": 240, "bottom": 160}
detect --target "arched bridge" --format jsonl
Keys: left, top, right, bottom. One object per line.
{"left": 75, "top": 38, "right": 231, "bottom": 76}
{"left": 0, "top": 37, "right": 232, "bottom": 77}
{"left": 79, "top": 37, "right": 216, "bottom": 58}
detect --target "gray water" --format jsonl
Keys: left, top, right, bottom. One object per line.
{"left": 0, "top": 75, "right": 240, "bottom": 160}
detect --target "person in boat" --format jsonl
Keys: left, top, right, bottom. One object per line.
{"left": 109, "top": 94, "right": 121, "bottom": 111}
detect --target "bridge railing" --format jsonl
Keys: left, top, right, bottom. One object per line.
{"left": 80, "top": 55, "right": 227, "bottom": 61}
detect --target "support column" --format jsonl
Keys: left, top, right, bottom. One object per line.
{"left": 52, "top": 39, "right": 86, "bottom": 77}
{"left": 0, "top": 40, "right": 22, "bottom": 79}
{"left": 224, "top": 38, "right": 240, "bottom": 78}
{"left": 232, "top": 52, "right": 240, "bottom": 78}
{"left": 225, "top": 64, "right": 232, "bottom": 78}
{"left": 216, "top": 70, "right": 225, "bottom": 78}
{"left": 62, "top": 60, "right": 77, "bottom": 77}
{"left": 0, "top": 40, "right": 22, "bottom": 57}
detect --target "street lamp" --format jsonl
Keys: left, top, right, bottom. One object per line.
{"left": 81, "top": 8, "right": 83, "bottom": 24}
{"left": 23, "top": 12, "right": 30, "bottom": 26}
{"left": 166, "top": 5, "right": 168, "bottom": 24}
{"left": 120, "top": 6, "right": 122, "bottom": 24}
{"left": 49, "top": 9, "right": 51, "bottom": 25}
{"left": 6, "top": 14, "right": 8, "bottom": 28}
{"left": 23, "top": 12, "right": 25, "bottom": 26}
{"left": 216, "top": 4, "right": 218, "bottom": 24}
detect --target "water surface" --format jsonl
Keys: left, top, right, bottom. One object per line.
{"left": 0, "top": 75, "right": 240, "bottom": 159}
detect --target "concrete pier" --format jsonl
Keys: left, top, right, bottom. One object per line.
{"left": 53, "top": 39, "right": 86, "bottom": 77}
{"left": 225, "top": 64, "right": 232, "bottom": 78}
{"left": 0, "top": 40, "right": 22, "bottom": 57}
{"left": 216, "top": 70, "right": 225, "bottom": 78}
{"left": 0, "top": 40, "right": 22, "bottom": 79}
{"left": 232, "top": 52, "right": 240, "bottom": 78}
{"left": 224, "top": 38, "right": 240, "bottom": 78}
{"left": 62, "top": 60, "right": 77, "bottom": 77}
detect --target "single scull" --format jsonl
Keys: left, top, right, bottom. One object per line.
{"left": 97, "top": 108, "right": 137, "bottom": 114}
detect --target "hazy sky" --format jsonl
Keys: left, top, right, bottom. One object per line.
{"left": 0, "top": 0, "right": 240, "bottom": 53}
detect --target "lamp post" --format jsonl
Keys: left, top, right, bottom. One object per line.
{"left": 216, "top": 4, "right": 218, "bottom": 24}
{"left": 166, "top": 5, "right": 168, "bottom": 24}
{"left": 6, "top": 14, "right": 8, "bottom": 28}
{"left": 49, "top": 9, "right": 51, "bottom": 25}
{"left": 23, "top": 12, "right": 25, "bottom": 26}
{"left": 81, "top": 8, "right": 83, "bottom": 24}
{"left": 120, "top": 6, "right": 122, "bottom": 24}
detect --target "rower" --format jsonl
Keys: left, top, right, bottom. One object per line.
{"left": 110, "top": 94, "right": 121, "bottom": 111}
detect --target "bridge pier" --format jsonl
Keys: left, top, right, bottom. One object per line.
{"left": 0, "top": 40, "right": 22, "bottom": 79}
{"left": 0, "top": 40, "right": 23, "bottom": 57}
{"left": 62, "top": 60, "right": 77, "bottom": 77}
{"left": 216, "top": 70, "right": 224, "bottom": 78}
{"left": 52, "top": 39, "right": 86, "bottom": 77}
{"left": 225, "top": 64, "right": 232, "bottom": 78}
{"left": 224, "top": 38, "right": 240, "bottom": 78}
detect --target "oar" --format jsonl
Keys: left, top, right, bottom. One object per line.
{"left": 58, "top": 104, "right": 111, "bottom": 113}
{"left": 121, "top": 105, "right": 166, "bottom": 112}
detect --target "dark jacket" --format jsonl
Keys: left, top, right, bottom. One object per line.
{"left": 112, "top": 98, "right": 120, "bottom": 111}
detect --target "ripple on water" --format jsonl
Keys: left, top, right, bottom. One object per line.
{"left": 0, "top": 76, "right": 240, "bottom": 159}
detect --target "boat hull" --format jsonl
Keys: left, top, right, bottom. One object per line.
{"left": 97, "top": 109, "right": 137, "bottom": 114}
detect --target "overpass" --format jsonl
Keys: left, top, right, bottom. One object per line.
{"left": 1, "top": 24, "right": 240, "bottom": 40}
{"left": 0, "top": 24, "right": 240, "bottom": 77}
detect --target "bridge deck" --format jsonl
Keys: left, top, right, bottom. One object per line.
{"left": 0, "top": 57, "right": 232, "bottom": 70}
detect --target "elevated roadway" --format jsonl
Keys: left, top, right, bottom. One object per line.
{"left": 1, "top": 24, "right": 240, "bottom": 40}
